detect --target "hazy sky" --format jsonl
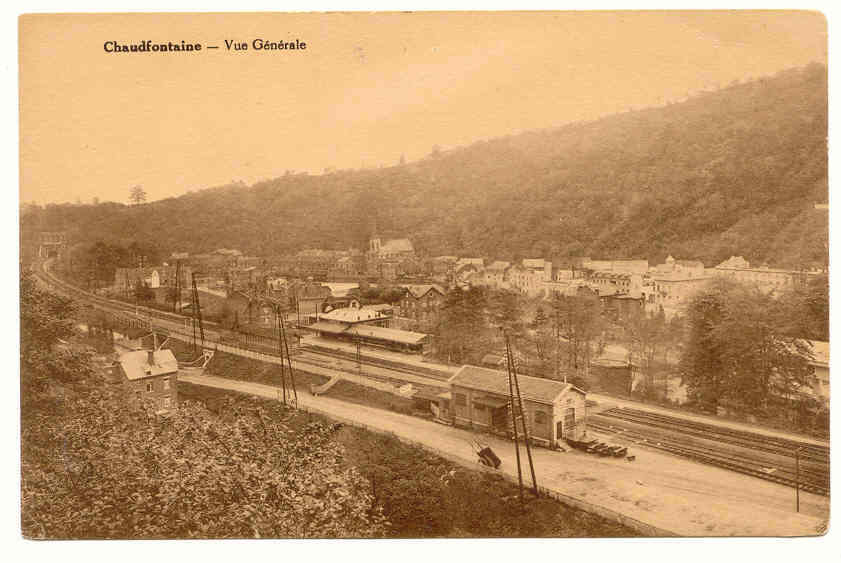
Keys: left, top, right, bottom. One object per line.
{"left": 19, "top": 11, "right": 826, "bottom": 205}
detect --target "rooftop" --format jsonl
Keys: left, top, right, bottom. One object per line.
{"left": 319, "top": 306, "right": 390, "bottom": 324}
{"left": 346, "top": 324, "right": 428, "bottom": 345}
{"left": 118, "top": 348, "right": 178, "bottom": 381}
{"left": 449, "top": 365, "right": 581, "bottom": 405}
{"left": 404, "top": 284, "right": 446, "bottom": 299}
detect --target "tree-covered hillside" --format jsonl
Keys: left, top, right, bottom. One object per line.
{"left": 21, "top": 63, "right": 827, "bottom": 269}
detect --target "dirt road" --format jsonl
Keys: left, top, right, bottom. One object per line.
{"left": 180, "top": 373, "right": 829, "bottom": 537}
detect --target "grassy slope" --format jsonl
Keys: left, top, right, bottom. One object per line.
{"left": 166, "top": 337, "right": 415, "bottom": 414}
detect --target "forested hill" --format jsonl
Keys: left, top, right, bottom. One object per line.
{"left": 22, "top": 63, "right": 827, "bottom": 269}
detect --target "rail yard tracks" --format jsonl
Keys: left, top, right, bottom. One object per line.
{"left": 592, "top": 408, "right": 829, "bottom": 496}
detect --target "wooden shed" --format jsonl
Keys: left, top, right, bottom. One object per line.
{"left": 448, "top": 365, "right": 587, "bottom": 447}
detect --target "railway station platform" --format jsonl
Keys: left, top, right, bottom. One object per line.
{"left": 301, "top": 335, "right": 460, "bottom": 375}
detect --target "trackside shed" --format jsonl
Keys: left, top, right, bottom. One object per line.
{"left": 447, "top": 365, "right": 587, "bottom": 447}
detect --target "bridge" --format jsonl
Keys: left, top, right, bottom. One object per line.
{"left": 38, "top": 231, "right": 67, "bottom": 259}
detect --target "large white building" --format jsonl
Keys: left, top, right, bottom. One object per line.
{"left": 713, "top": 255, "right": 817, "bottom": 295}
{"left": 647, "top": 256, "right": 712, "bottom": 318}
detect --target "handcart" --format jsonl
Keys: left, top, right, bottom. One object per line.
{"left": 469, "top": 438, "right": 501, "bottom": 469}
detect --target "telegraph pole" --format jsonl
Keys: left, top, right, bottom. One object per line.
{"left": 276, "top": 305, "right": 287, "bottom": 404}
{"left": 507, "top": 333, "right": 539, "bottom": 498}
{"left": 795, "top": 447, "right": 802, "bottom": 513}
{"left": 506, "top": 334, "right": 525, "bottom": 506}
{"left": 510, "top": 336, "right": 539, "bottom": 497}
{"left": 278, "top": 304, "right": 297, "bottom": 407}
{"left": 173, "top": 260, "right": 182, "bottom": 313}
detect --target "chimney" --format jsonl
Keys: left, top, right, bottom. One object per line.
{"left": 147, "top": 349, "right": 156, "bottom": 367}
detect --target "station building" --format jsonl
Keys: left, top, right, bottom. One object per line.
{"left": 306, "top": 303, "right": 429, "bottom": 353}
{"left": 444, "top": 365, "right": 587, "bottom": 447}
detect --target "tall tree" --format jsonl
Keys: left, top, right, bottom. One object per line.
{"left": 550, "top": 291, "right": 604, "bottom": 379}
{"left": 680, "top": 279, "right": 814, "bottom": 417}
{"left": 129, "top": 185, "right": 147, "bottom": 206}
{"left": 679, "top": 283, "right": 729, "bottom": 411}
{"left": 435, "top": 287, "right": 488, "bottom": 364}
{"left": 626, "top": 311, "right": 666, "bottom": 398}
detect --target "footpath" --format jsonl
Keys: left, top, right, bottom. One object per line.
{"left": 180, "top": 373, "right": 829, "bottom": 538}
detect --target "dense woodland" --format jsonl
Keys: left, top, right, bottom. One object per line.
{"left": 21, "top": 64, "right": 827, "bottom": 270}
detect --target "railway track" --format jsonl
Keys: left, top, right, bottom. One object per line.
{"left": 598, "top": 407, "right": 829, "bottom": 464}
{"left": 302, "top": 345, "right": 452, "bottom": 382}
{"left": 35, "top": 260, "right": 209, "bottom": 327}
{"left": 591, "top": 409, "right": 830, "bottom": 496}
{"left": 34, "top": 259, "right": 450, "bottom": 388}
{"left": 590, "top": 421, "right": 829, "bottom": 495}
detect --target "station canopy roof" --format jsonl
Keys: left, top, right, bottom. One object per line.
{"left": 307, "top": 322, "right": 349, "bottom": 335}
{"left": 346, "top": 325, "right": 428, "bottom": 345}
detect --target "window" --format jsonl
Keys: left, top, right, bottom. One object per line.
{"left": 473, "top": 402, "right": 485, "bottom": 412}
{"left": 146, "top": 382, "right": 153, "bottom": 393}
{"left": 163, "top": 378, "right": 170, "bottom": 390}
{"left": 534, "top": 411, "right": 547, "bottom": 425}
{"left": 455, "top": 393, "right": 466, "bottom": 407}
{"left": 163, "top": 397, "right": 171, "bottom": 408}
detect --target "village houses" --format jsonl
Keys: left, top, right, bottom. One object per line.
{"left": 398, "top": 284, "right": 447, "bottom": 329}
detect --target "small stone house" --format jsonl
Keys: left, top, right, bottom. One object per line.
{"left": 117, "top": 348, "right": 179, "bottom": 413}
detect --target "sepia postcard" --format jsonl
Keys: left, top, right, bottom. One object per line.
{"left": 18, "top": 10, "right": 830, "bottom": 543}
